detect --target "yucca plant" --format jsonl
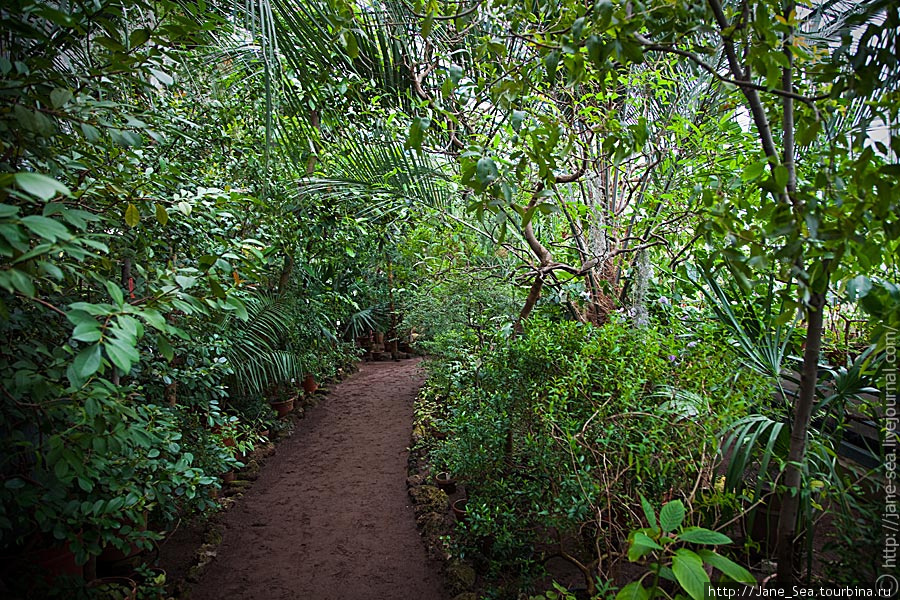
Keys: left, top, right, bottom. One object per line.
{"left": 687, "top": 262, "right": 798, "bottom": 390}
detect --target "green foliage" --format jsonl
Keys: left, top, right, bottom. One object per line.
{"left": 0, "top": 1, "right": 365, "bottom": 589}
{"left": 422, "top": 317, "right": 767, "bottom": 591}
{"left": 618, "top": 498, "right": 755, "bottom": 600}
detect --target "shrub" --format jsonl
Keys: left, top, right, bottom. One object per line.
{"left": 424, "top": 317, "right": 768, "bottom": 593}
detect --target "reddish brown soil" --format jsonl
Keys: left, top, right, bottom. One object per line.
{"left": 189, "top": 359, "right": 446, "bottom": 600}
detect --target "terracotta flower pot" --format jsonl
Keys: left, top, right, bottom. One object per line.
{"left": 302, "top": 374, "right": 318, "bottom": 395}
{"left": 451, "top": 498, "right": 468, "bottom": 522}
{"left": 270, "top": 396, "right": 295, "bottom": 418}
{"left": 31, "top": 542, "right": 83, "bottom": 581}
{"left": 435, "top": 472, "right": 457, "bottom": 494}
{"left": 221, "top": 470, "right": 236, "bottom": 484}
{"left": 98, "top": 512, "right": 148, "bottom": 566}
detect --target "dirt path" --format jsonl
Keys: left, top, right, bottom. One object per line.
{"left": 189, "top": 359, "right": 446, "bottom": 600}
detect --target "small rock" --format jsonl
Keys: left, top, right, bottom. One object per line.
{"left": 445, "top": 559, "right": 476, "bottom": 595}
{"left": 256, "top": 443, "right": 276, "bottom": 458}
{"left": 408, "top": 485, "right": 449, "bottom": 515}
{"left": 241, "top": 460, "right": 261, "bottom": 480}
{"left": 416, "top": 511, "right": 446, "bottom": 539}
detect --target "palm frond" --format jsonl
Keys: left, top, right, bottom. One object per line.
{"left": 292, "top": 135, "right": 456, "bottom": 217}
{"left": 222, "top": 293, "right": 306, "bottom": 395}
{"left": 687, "top": 262, "right": 797, "bottom": 382}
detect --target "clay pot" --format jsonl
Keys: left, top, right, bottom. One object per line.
{"left": 98, "top": 513, "right": 148, "bottom": 567}
{"left": 451, "top": 498, "right": 468, "bottom": 522}
{"left": 30, "top": 542, "right": 83, "bottom": 581}
{"left": 748, "top": 492, "right": 783, "bottom": 556}
{"left": 270, "top": 397, "right": 295, "bottom": 418}
{"left": 302, "top": 374, "right": 318, "bottom": 395}
{"left": 435, "top": 472, "right": 457, "bottom": 494}
{"left": 221, "top": 470, "right": 236, "bottom": 484}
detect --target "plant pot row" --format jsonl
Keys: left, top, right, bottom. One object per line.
{"left": 268, "top": 374, "right": 319, "bottom": 418}
{"left": 433, "top": 472, "right": 468, "bottom": 521}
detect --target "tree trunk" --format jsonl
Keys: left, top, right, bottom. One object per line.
{"left": 514, "top": 275, "right": 543, "bottom": 335}
{"left": 775, "top": 289, "right": 825, "bottom": 582}
{"left": 387, "top": 257, "right": 398, "bottom": 359}
{"left": 277, "top": 252, "right": 293, "bottom": 294}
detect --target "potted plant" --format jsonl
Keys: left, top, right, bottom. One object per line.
{"left": 434, "top": 471, "right": 457, "bottom": 494}
{"left": 451, "top": 498, "right": 468, "bottom": 522}
{"left": 302, "top": 373, "right": 318, "bottom": 395}
{"left": 267, "top": 381, "right": 298, "bottom": 418}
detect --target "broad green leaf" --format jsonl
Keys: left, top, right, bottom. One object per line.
{"left": 105, "top": 280, "right": 124, "bottom": 307}
{"left": 774, "top": 165, "right": 789, "bottom": 191}
{"left": 54, "top": 458, "right": 69, "bottom": 480}
{"left": 15, "top": 173, "right": 71, "bottom": 200}
{"left": 158, "top": 335, "right": 174, "bottom": 362}
{"left": 175, "top": 275, "right": 197, "bottom": 290}
{"left": 544, "top": 50, "right": 560, "bottom": 83}
{"left": 104, "top": 337, "right": 140, "bottom": 374}
{"left": 633, "top": 532, "right": 663, "bottom": 550}
{"left": 225, "top": 295, "right": 248, "bottom": 320}
{"left": 846, "top": 275, "right": 872, "bottom": 301}
{"left": 511, "top": 110, "right": 525, "bottom": 132}
{"left": 476, "top": 157, "right": 499, "bottom": 185}
{"left": 72, "top": 344, "right": 102, "bottom": 379}
{"left": 344, "top": 31, "right": 358, "bottom": 59}
{"left": 155, "top": 203, "right": 169, "bottom": 226}
{"left": 125, "top": 203, "right": 140, "bottom": 227}
{"left": 420, "top": 12, "right": 434, "bottom": 38}
{"left": 628, "top": 531, "right": 663, "bottom": 561}
{"left": 50, "top": 88, "right": 72, "bottom": 108}
{"left": 640, "top": 495, "right": 657, "bottom": 530}
{"left": 615, "top": 582, "right": 649, "bottom": 600}
{"left": 84, "top": 396, "right": 100, "bottom": 418}
{"left": 149, "top": 68, "right": 173, "bottom": 86}
{"left": 677, "top": 527, "right": 732, "bottom": 545}
{"left": 672, "top": 549, "right": 708, "bottom": 600}
{"left": 741, "top": 160, "right": 767, "bottom": 183}
{"left": 21, "top": 215, "right": 69, "bottom": 242}
{"left": 81, "top": 123, "right": 101, "bottom": 142}
{"left": 72, "top": 320, "right": 102, "bottom": 343}
{"left": 448, "top": 64, "right": 463, "bottom": 85}
{"left": 697, "top": 550, "right": 755, "bottom": 584}
{"left": 129, "top": 28, "right": 151, "bottom": 47}
{"left": 571, "top": 17, "right": 585, "bottom": 40}
{"left": 659, "top": 499, "right": 685, "bottom": 532}
{"left": 7, "top": 268, "right": 35, "bottom": 296}
{"left": 140, "top": 308, "right": 167, "bottom": 331}
{"left": 69, "top": 302, "right": 110, "bottom": 316}
{"left": 406, "top": 116, "right": 430, "bottom": 150}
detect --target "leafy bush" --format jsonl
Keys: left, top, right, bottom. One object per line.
{"left": 423, "top": 317, "right": 768, "bottom": 593}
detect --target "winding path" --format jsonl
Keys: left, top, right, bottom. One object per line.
{"left": 190, "top": 359, "right": 446, "bottom": 600}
